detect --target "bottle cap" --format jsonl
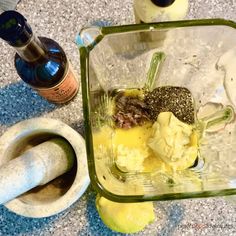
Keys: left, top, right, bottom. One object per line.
{"left": 0, "top": 10, "right": 32, "bottom": 47}
{"left": 151, "top": 0, "right": 175, "bottom": 7}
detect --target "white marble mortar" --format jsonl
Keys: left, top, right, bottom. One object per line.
{"left": 0, "top": 118, "right": 90, "bottom": 218}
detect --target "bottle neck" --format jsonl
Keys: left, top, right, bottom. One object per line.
{"left": 151, "top": 0, "right": 175, "bottom": 7}
{"left": 14, "top": 34, "right": 46, "bottom": 62}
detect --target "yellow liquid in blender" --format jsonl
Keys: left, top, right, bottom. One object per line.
{"left": 93, "top": 122, "right": 167, "bottom": 173}
{"left": 93, "top": 88, "right": 201, "bottom": 174}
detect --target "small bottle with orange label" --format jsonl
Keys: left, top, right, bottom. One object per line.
{"left": 0, "top": 10, "right": 79, "bottom": 103}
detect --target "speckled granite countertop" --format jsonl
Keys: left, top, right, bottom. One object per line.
{"left": 1, "top": 0, "right": 236, "bottom": 235}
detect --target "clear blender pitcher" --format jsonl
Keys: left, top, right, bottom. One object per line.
{"left": 77, "top": 19, "right": 236, "bottom": 202}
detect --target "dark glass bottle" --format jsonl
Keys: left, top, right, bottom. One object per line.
{"left": 0, "top": 10, "right": 79, "bottom": 103}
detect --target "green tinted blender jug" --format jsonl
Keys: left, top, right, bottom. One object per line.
{"left": 77, "top": 20, "right": 236, "bottom": 202}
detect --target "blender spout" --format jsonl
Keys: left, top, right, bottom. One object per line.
{"left": 76, "top": 26, "right": 102, "bottom": 49}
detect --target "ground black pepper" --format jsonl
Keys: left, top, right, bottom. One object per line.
{"left": 144, "top": 86, "right": 195, "bottom": 124}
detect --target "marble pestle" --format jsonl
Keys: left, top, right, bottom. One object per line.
{"left": 0, "top": 138, "right": 75, "bottom": 205}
